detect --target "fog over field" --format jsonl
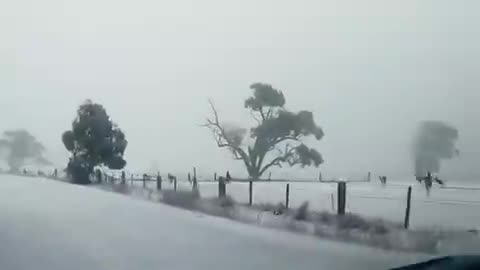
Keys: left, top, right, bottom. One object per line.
{"left": 2, "top": 1, "right": 479, "bottom": 180}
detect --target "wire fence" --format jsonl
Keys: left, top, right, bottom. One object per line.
{"left": 96, "top": 171, "right": 480, "bottom": 230}
{"left": 12, "top": 168, "right": 480, "bottom": 231}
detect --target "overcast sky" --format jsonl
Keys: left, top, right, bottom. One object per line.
{"left": 2, "top": 1, "right": 478, "bottom": 179}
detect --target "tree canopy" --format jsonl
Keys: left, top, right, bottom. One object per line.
{"left": 413, "top": 120, "right": 459, "bottom": 177}
{"left": 62, "top": 100, "right": 128, "bottom": 184}
{"left": 204, "top": 83, "right": 324, "bottom": 179}
{"left": 0, "top": 129, "right": 51, "bottom": 172}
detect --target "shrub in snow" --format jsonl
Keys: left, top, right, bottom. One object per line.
{"left": 337, "top": 214, "right": 370, "bottom": 231}
{"left": 110, "top": 184, "right": 132, "bottom": 195}
{"left": 311, "top": 211, "right": 335, "bottom": 225}
{"left": 162, "top": 190, "right": 199, "bottom": 209}
{"left": 252, "top": 202, "right": 286, "bottom": 213}
{"left": 294, "top": 201, "right": 309, "bottom": 221}
{"left": 216, "top": 196, "right": 235, "bottom": 207}
{"left": 194, "top": 197, "right": 237, "bottom": 219}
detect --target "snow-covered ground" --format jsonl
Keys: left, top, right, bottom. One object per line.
{"left": 135, "top": 179, "right": 480, "bottom": 230}
{"left": 0, "top": 175, "right": 430, "bottom": 270}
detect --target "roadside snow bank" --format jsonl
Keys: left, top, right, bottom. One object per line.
{"left": 98, "top": 183, "right": 480, "bottom": 254}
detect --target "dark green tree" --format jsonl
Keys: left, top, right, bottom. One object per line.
{"left": 413, "top": 120, "right": 459, "bottom": 177}
{"left": 62, "top": 100, "right": 128, "bottom": 184}
{"left": 0, "top": 129, "right": 51, "bottom": 172}
{"left": 204, "top": 83, "right": 324, "bottom": 180}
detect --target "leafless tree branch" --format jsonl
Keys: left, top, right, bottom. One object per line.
{"left": 203, "top": 100, "right": 251, "bottom": 165}
{"left": 259, "top": 106, "right": 266, "bottom": 121}
{"left": 259, "top": 144, "right": 298, "bottom": 176}
{"left": 250, "top": 111, "right": 262, "bottom": 125}
{"left": 266, "top": 108, "right": 273, "bottom": 120}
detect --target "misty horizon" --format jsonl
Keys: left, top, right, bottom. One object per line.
{"left": 2, "top": 1, "right": 479, "bottom": 180}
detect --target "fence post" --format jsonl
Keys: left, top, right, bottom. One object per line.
{"left": 249, "top": 181, "right": 253, "bottom": 206}
{"left": 404, "top": 186, "right": 412, "bottom": 229}
{"left": 174, "top": 178, "right": 177, "bottom": 192}
{"left": 218, "top": 179, "right": 226, "bottom": 198}
{"left": 96, "top": 170, "right": 102, "bottom": 183}
{"left": 337, "top": 181, "right": 346, "bottom": 215}
{"left": 156, "top": 173, "right": 162, "bottom": 190}
{"left": 143, "top": 174, "right": 146, "bottom": 188}
{"left": 192, "top": 167, "right": 198, "bottom": 192}
{"left": 214, "top": 172, "right": 217, "bottom": 181}
{"left": 285, "top": 183, "right": 290, "bottom": 209}
{"left": 121, "top": 171, "right": 126, "bottom": 184}
{"left": 330, "top": 193, "right": 335, "bottom": 211}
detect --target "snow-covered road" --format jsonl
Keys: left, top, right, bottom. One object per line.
{"left": 0, "top": 175, "right": 429, "bottom": 270}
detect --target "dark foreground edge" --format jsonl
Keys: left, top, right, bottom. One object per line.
{"left": 391, "top": 256, "right": 480, "bottom": 270}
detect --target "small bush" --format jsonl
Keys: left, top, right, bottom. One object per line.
{"left": 371, "top": 220, "right": 389, "bottom": 234}
{"left": 337, "top": 213, "right": 370, "bottom": 231}
{"left": 336, "top": 213, "right": 392, "bottom": 235}
{"left": 312, "top": 211, "right": 335, "bottom": 225}
{"left": 253, "top": 202, "right": 285, "bottom": 212}
{"left": 161, "top": 190, "right": 199, "bottom": 209}
{"left": 196, "top": 196, "right": 236, "bottom": 218}
{"left": 111, "top": 184, "right": 132, "bottom": 195}
{"left": 294, "top": 201, "right": 309, "bottom": 221}
{"left": 217, "top": 196, "right": 235, "bottom": 208}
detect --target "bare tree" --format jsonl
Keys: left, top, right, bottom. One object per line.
{"left": 204, "top": 83, "right": 324, "bottom": 180}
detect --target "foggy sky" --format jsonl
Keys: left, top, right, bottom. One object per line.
{"left": 2, "top": 0, "right": 479, "bottom": 179}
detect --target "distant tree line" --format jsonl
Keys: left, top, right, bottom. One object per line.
{"left": 0, "top": 129, "right": 51, "bottom": 172}
{"left": 0, "top": 82, "right": 460, "bottom": 189}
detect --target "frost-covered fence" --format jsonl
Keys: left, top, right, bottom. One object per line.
{"left": 77, "top": 169, "right": 480, "bottom": 230}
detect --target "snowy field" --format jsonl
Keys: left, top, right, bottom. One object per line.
{"left": 0, "top": 175, "right": 430, "bottom": 270}
{"left": 135, "top": 178, "right": 480, "bottom": 230}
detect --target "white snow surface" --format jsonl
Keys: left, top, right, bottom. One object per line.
{"left": 139, "top": 179, "right": 480, "bottom": 230}
{"left": 0, "top": 175, "right": 430, "bottom": 270}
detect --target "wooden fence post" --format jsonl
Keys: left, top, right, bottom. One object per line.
{"left": 330, "top": 193, "right": 335, "bottom": 211}
{"left": 96, "top": 170, "right": 101, "bottom": 183}
{"left": 218, "top": 179, "right": 226, "bottom": 198}
{"left": 285, "top": 183, "right": 290, "bottom": 209}
{"left": 174, "top": 178, "right": 177, "bottom": 192}
{"left": 337, "top": 181, "right": 346, "bottom": 215}
{"left": 121, "top": 171, "right": 126, "bottom": 184}
{"left": 214, "top": 172, "right": 217, "bottom": 181}
{"left": 404, "top": 186, "right": 412, "bottom": 229}
{"left": 192, "top": 167, "right": 198, "bottom": 191}
{"left": 156, "top": 173, "right": 162, "bottom": 190}
{"left": 248, "top": 181, "right": 253, "bottom": 206}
